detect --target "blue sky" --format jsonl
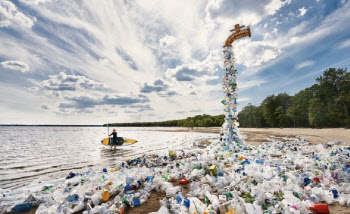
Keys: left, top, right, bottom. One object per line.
{"left": 0, "top": 0, "right": 350, "bottom": 124}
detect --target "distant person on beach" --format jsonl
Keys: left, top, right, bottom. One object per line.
{"left": 109, "top": 129, "right": 117, "bottom": 149}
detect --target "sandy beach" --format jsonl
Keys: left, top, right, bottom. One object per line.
{"left": 164, "top": 127, "right": 350, "bottom": 146}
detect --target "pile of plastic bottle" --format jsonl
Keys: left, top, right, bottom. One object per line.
{"left": 1, "top": 135, "right": 350, "bottom": 214}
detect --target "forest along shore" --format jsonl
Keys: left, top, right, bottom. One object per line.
{"left": 162, "top": 127, "right": 350, "bottom": 146}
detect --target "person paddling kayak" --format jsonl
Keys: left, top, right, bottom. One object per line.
{"left": 109, "top": 129, "right": 117, "bottom": 149}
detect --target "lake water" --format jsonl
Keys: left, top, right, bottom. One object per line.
{"left": 0, "top": 127, "right": 217, "bottom": 190}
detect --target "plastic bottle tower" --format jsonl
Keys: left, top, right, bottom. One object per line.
{"left": 221, "top": 24, "right": 251, "bottom": 144}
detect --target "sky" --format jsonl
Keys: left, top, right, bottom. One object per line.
{"left": 0, "top": 0, "right": 350, "bottom": 125}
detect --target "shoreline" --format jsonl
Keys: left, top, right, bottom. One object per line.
{"left": 162, "top": 127, "right": 350, "bottom": 146}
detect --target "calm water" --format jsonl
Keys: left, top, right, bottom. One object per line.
{"left": 0, "top": 126, "right": 217, "bottom": 189}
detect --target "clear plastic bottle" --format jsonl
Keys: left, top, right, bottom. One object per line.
{"left": 139, "top": 195, "right": 148, "bottom": 204}
{"left": 126, "top": 194, "right": 134, "bottom": 207}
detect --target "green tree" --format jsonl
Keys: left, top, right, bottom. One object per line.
{"left": 274, "top": 106, "right": 287, "bottom": 127}
{"left": 308, "top": 98, "right": 327, "bottom": 127}
{"left": 238, "top": 104, "right": 266, "bottom": 128}
{"left": 262, "top": 95, "right": 279, "bottom": 127}
{"left": 316, "top": 68, "right": 350, "bottom": 127}
{"left": 203, "top": 118, "right": 213, "bottom": 127}
{"left": 286, "top": 88, "right": 313, "bottom": 127}
{"left": 195, "top": 120, "right": 202, "bottom": 127}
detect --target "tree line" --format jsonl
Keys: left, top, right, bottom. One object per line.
{"left": 238, "top": 68, "right": 350, "bottom": 128}
{"left": 106, "top": 68, "right": 349, "bottom": 128}
{"left": 105, "top": 114, "right": 225, "bottom": 127}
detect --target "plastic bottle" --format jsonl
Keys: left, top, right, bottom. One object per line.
{"left": 205, "top": 192, "right": 220, "bottom": 211}
{"left": 183, "top": 198, "right": 190, "bottom": 208}
{"left": 117, "top": 203, "right": 126, "bottom": 213}
{"left": 156, "top": 206, "right": 170, "bottom": 214}
{"left": 12, "top": 203, "right": 32, "bottom": 212}
{"left": 114, "top": 195, "right": 121, "bottom": 204}
{"left": 133, "top": 198, "right": 141, "bottom": 206}
{"left": 73, "top": 202, "right": 85, "bottom": 212}
{"left": 66, "top": 194, "right": 79, "bottom": 202}
{"left": 91, "top": 193, "right": 101, "bottom": 206}
{"left": 33, "top": 204, "right": 45, "bottom": 214}
{"left": 102, "top": 189, "right": 110, "bottom": 202}
{"left": 191, "top": 169, "right": 199, "bottom": 178}
{"left": 126, "top": 176, "right": 134, "bottom": 184}
{"left": 139, "top": 195, "right": 148, "bottom": 204}
{"left": 108, "top": 204, "right": 116, "bottom": 213}
{"left": 206, "top": 174, "right": 214, "bottom": 183}
{"left": 126, "top": 194, "right": 135, "bottom": 207}
{"left": 91, "top": 205, "right": 100, "bottom": 214}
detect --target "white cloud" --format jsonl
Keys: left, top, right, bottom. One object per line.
{"left": 41, "top": 72, "right": 106, "bottom": 91}
{"left": 0, "top": 1, "right": 35, "bottom": 28}
{"left": 239, "top": 79, "right": 266, "bottom": 90}
{"left": 265, "top": 0, "right": 289, "bottom": 15}
{"left": 159, "top": 35, "right": 176, "bottom": 47}
{"left": 296, "top": 60, "right": 315, "bottom": 69}
{"left": 0, "top": 60, "right": 29, "bottom": 72}
{"left": 279, "top": 2, "right": 350, "bottom": 50}
{"left": 298, "top": 7, "right": 307, "bottom": 17}
{"left": 337, "top": 39, "right": 350, "bottom": 49}
{"left": 165, "top": 49, "right": 221, "bottom": 82}
{"left": 206, "top": 0, "right": 290, "bottom": 25}
{"left": 99, "top": 58, "right": 111, "bottom": 66}
{"left": 233, "top": 40, "right": 283, "bottom": 67}
{"left": 238, "top": 97, "right": 251, "bottom": 102}
{"left": 41, "top": 104, "right": 51, "bottom": 110}
{"left": 19, "top": 0, "right": 51, "bottom": 5}
{"left": 0, "top": 20, "right": 11, "bottom": 27}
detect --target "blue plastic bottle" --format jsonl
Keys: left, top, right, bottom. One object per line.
{"left": 125, "top": 184, "right": 131, "bottom": 191}
{"left": 66, "top": 194, "right": 79, "bottom": 202}
{"left": 183, "top": 199, "right": 190, "bottom": 208}
{"left": 126, "top": 176, "right": 134, "bottom": 184}
{"left": 12, "top": 203, "right": 32, "bottom": 212}
{"left": 133, "top": 198, "right": 141, "bottom": 206}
